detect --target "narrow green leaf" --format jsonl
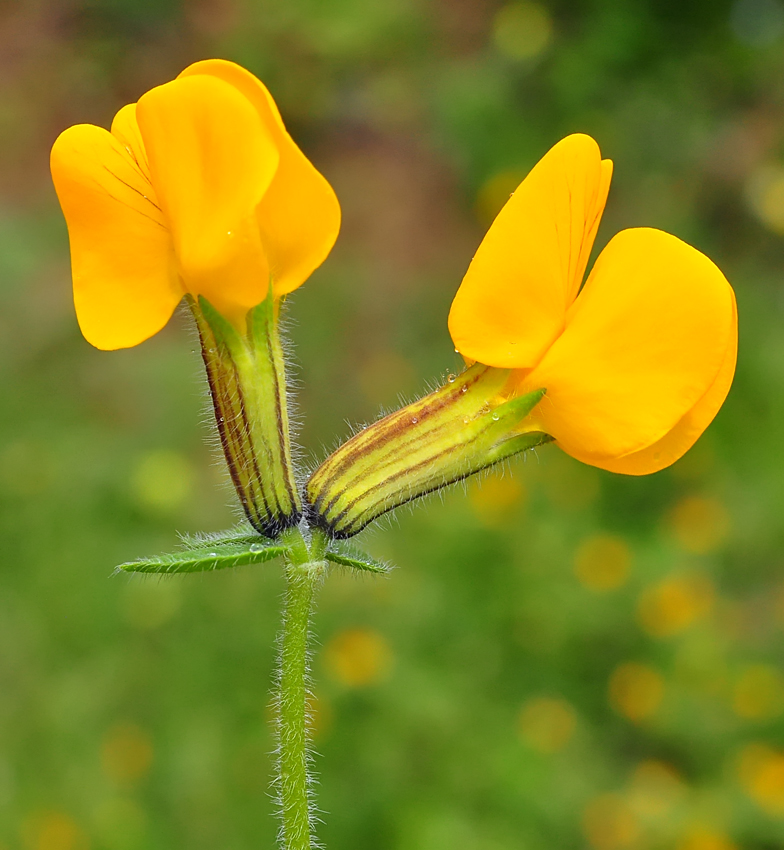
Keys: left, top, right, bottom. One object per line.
{"left": 118, "top": 540, "right": 288, "bottom": 575}
{"left": 325, "top": 541, "right": 390, "bottom": 574}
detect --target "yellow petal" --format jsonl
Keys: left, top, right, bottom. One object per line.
{"left": 448, "top": 134, "right": 612, "bottom": 369}
{"left": 178, "top": 59, "right": 341, "bottom": 296}
{"left": 520, "top": 228, "right": 735, "bottom": 460}
{"left": 582, "top": 290, "right": 737, "bottom": 474}
{"left": 50, "top": 123, "right": 181, "bottom": 350}
{"left": 136, "top": 74, "right": 280, "bottom": 323}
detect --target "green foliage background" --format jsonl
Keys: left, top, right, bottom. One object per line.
{"left": 2, "top": 1, "right": 784, "bottom": 848}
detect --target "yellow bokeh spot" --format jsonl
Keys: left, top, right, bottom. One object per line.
{"left": 737, "top": 742, "right": 784, "bottom": 816}
{"left": 668, "top": 496, "right": 731, "bottom": 554}
{"left": 130, "top": 449, "right": 195, "bottom": 514}
{"left": 676, "top": 825, "right": 738, "bottom": 850}
{"left": 733, "top": 664, "right": 784, "bottom": 720}
{"left": 101, "top": 723, "right": 154, "bottom": 785}
{"left": 745, "top": 163, "right": 784, "bottom": 235}
{"left": 574, "top": 533, "right": 632, "bottom": 592}
{"left": 324, "top": 628, "right": 392, "bottom": 687}
{"left": 475, "top": 169, "right": 526, "bottom": 226}
{"left": 637, "top": 572, "right": 715, "bottom": 638}
{"left": 468, "top": 470, "right": 525, "bottom": 527}
{"left": 21, "top": 811, "right": 87, "bottom": 850}
{"left": 518, "top": 696, "right": 577, "bottom": 753}
{"left": 628, "top": 759, "right": 685, "bottom": 818}
{"left": 609, "top": 663, "right": 664, "bottom": 722}
{"left": 493, "top": 2, "right": 553, "bottom": 62}
{"left": 582, "top": 793, "right": 640, "bottom": 850}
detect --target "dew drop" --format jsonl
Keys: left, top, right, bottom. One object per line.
{"left": 460, "top": 385, "right": 468, "bottom": 393}
{"left": 454, "top": 348, "right": 460, "bottom": 353}
{"left": 411, "top": 417, "right": 418, "bottom": 424}
{"left": 463, "top": 416, "right": 470, "bottom": 424}
{"left": 208, "top": 552, "right": 218, "bottom": 558}
{"left": 447, "top": 374, "right": 456, "bottom": 383}
{"left": 249, "top": 543, "right": 262, "bottom": 552}
{"left": 492, "top": 412, "right": 500, "bottom": 421}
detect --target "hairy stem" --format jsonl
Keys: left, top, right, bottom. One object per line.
{"left": 276, "top": 529, "right": 327, "bottom": 849}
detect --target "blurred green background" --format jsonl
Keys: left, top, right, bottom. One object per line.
{"left": 3, "top": 0, "right": 784, "bottom": 848}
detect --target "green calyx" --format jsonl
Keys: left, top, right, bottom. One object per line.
{"left": 190, "top": 290, "right": 301, "bottom": 538}
{"left": 304, "top": 363, "right": 550, "bottom": 538}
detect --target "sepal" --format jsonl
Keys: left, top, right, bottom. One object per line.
{"left": 305, "top": 363, "right": 550, "bottom": 538}
{"left": 324, "top": 540, "right": 391, "bottom": 574}
{"left": 191, "top": 292, "right": 301, "bottom": 537}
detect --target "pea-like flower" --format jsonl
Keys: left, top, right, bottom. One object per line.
{"left": 306, "top": 134, "right": 737, "bottom": 537}
{"left": 51, "top": 58, "right": 340, "bottom": 348}
{"left": 449, "top": 133, "right": 737, "bottom": 475}
{"left": 51, "top": 60, "right": 341, "bottom": 536}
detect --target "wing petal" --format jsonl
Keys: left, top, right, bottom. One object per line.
{"left": 50, "top": 123, "right": 181, "bottom": 350}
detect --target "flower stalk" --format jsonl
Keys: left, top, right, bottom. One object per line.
{"left": 275, "top": 527, "right": 328, "bottom": 850}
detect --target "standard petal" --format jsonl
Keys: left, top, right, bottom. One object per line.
{"left": 448, "top": 134, "right": 612, "bottom": 370}
{"left": 50, "top": 123, "right": 181, "bottom": 350}
{"left": 136, "top": 74, "right": 280, "bottom": 323}
{"left": 178, "top": 59, "right": 341, "bottom": 296}
{"left": 519, "top": 228, "right": 735, "bottom": 461}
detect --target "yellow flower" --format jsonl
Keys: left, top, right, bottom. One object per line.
{"left": 449, "top": 133, "right": 737, "bottom": 474}
{"left": 50, "top": 59, "right": 340, "bottom": 350}
{"left": 305, "top": 135, "right": 737, "bottom": 538}
{"left": 51, "top": 60, "right": 341, "bottom": 535}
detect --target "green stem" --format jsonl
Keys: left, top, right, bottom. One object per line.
{"left": 276, "top": 528, "right": 328, "bottom": 849}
